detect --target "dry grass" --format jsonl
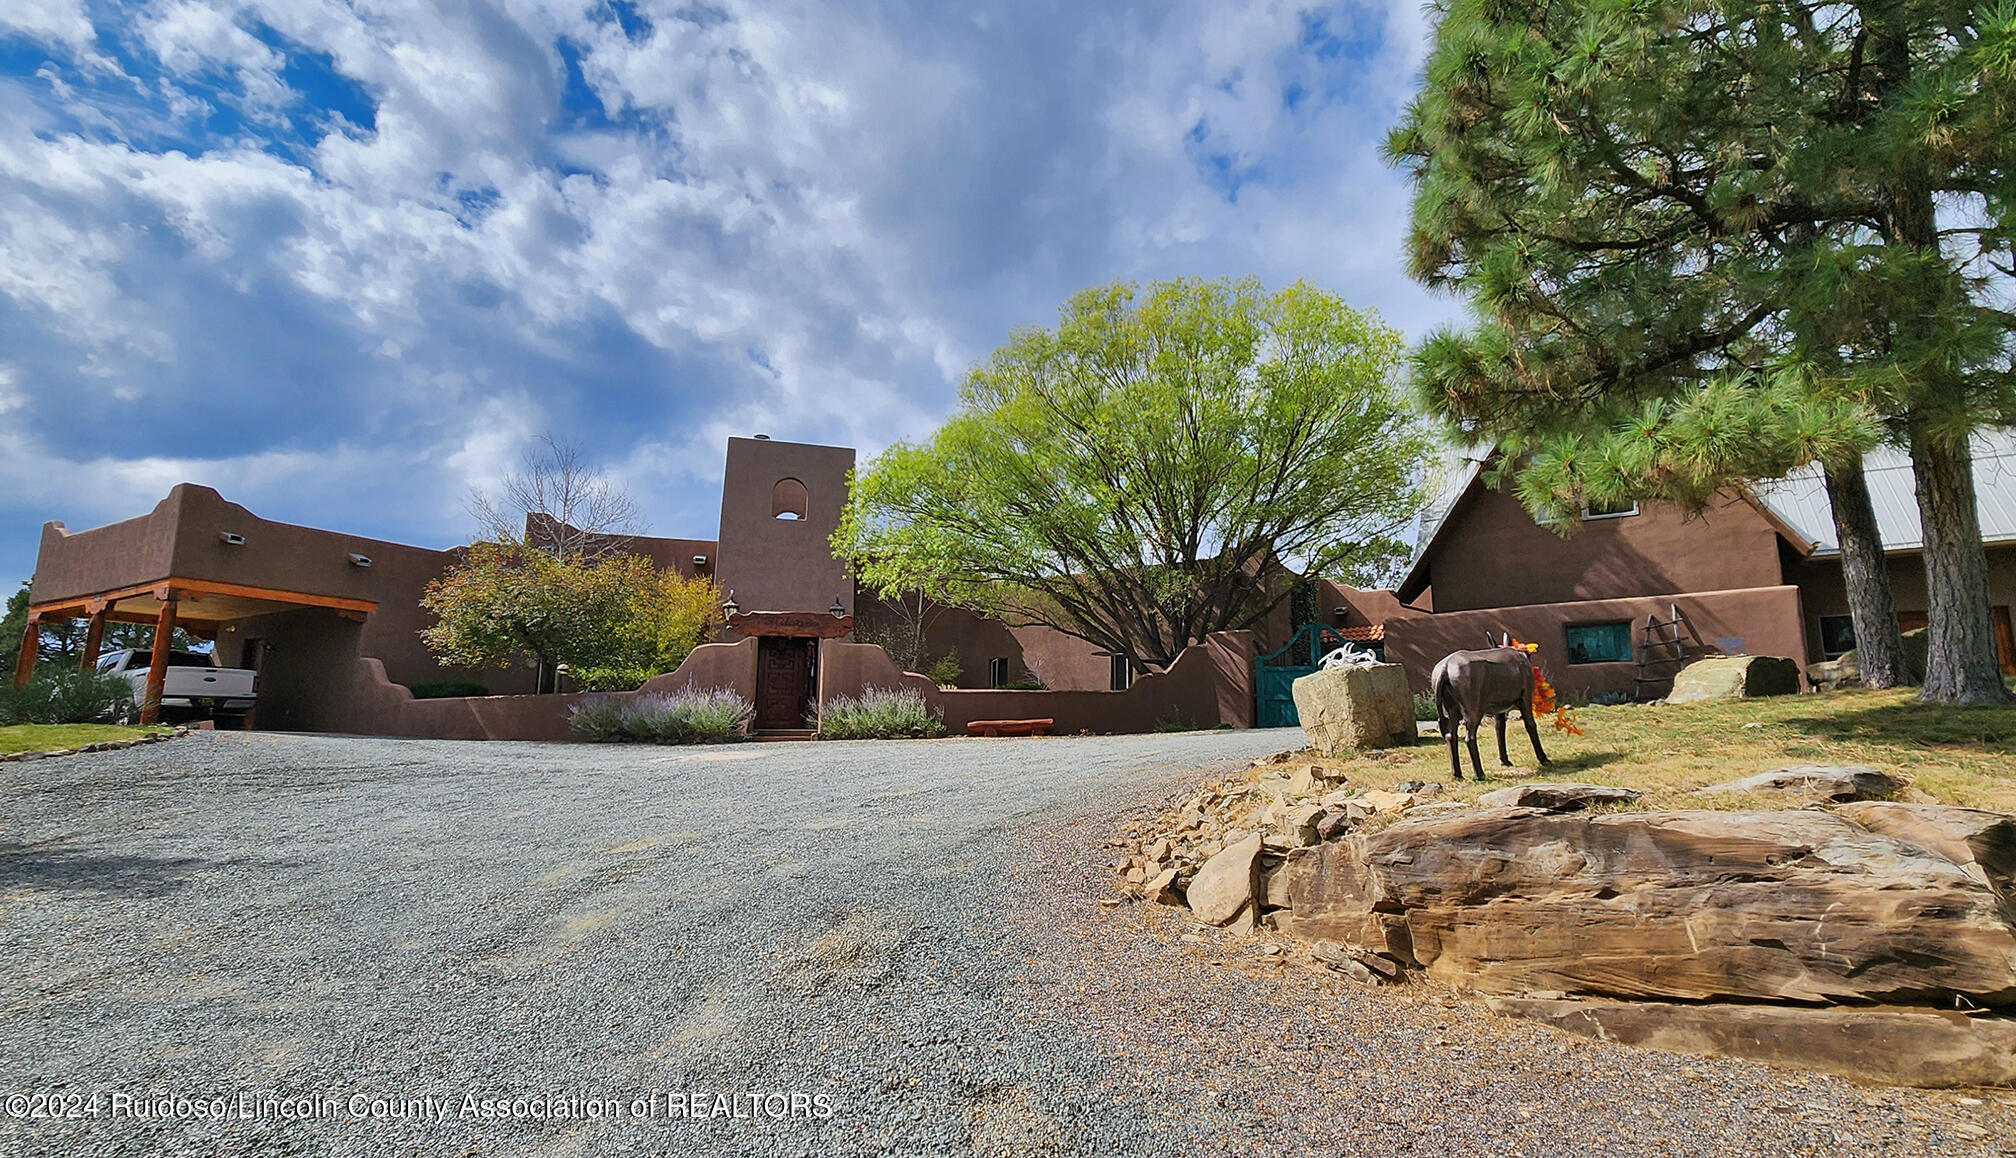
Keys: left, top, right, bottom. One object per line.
{"left": 1307, "top": 687, "right": 2016, "bottom": 815}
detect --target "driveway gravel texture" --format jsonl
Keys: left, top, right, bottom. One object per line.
{"left": 1, "top": 730, "right": 2010, "bottom": 1157}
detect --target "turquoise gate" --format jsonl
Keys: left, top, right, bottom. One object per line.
{"left": 1255, "top": 624, "right": 1361, "bottom": 729}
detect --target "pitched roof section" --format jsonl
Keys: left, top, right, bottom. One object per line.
{"left": 1395, "top": 450, "right": 1488, "bottom": 602}
{"left": 1394, "top": 428, "right": 2016, "bottom": 599}
{"left": 1751, "top": 428, "right": 2016, "bottom": 556}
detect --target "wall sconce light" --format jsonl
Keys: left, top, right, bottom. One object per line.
{"left": 829, "top": 596, "right": 846, "bottom": 618}
{"left": 219, "top": 531, "right": 246, "bottom": 545}
{"left": 721, "top": 590, "right": 740, "bottom": 617}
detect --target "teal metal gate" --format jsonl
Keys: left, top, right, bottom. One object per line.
{"left": 1255, "top": 624, "right": 1355, "bottom": 728}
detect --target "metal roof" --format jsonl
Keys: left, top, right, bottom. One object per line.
{"left": 1751, "top": 428, "right": 2016, "bottom": 556}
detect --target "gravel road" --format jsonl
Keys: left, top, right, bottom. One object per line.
{"left": 1, "top": 730, "right": 2009, "bottom": 1157}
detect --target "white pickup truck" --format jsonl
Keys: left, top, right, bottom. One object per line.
{"left": 98, "top": 648, "right": 258, "bottom": 721}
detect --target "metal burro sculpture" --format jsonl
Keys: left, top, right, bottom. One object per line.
{"left": 1429, "top": 646, "right": 1553, "bottom": 781}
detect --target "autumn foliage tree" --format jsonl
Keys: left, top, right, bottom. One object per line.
{"left": 421, "top": 543, "right": 720, "bottom": 693}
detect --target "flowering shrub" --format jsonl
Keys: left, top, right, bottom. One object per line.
{"left": 569, "top": 688, "right": 752, "bottom": 744}
{"left": 818, "top": 687, "right": 945, "bottom": 740}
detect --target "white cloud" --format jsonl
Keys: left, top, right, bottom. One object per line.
{"left": 0, "top": 0, "right": 1458, "bottom": 577}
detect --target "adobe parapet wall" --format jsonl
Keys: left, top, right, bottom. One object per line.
{"left": 302, "top": 632, "right": 1259, "bottom": 741}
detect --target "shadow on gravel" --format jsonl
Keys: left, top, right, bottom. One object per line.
{"left": 0, "top": 844, "right": 219, "bottom": 898}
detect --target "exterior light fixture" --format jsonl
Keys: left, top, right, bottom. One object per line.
{"left": 830, "top": 596, "right": 846, "bottom": 618}
{"left": 722, "top": 590, "right": 740, "bottom": 617}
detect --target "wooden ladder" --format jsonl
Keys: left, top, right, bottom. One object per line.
{"left": 1633, "top": 603, "right": 1697, "bottom": 700}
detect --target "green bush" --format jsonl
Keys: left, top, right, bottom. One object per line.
{"left": 0, "top": 669, "right": 136, "bottom": 725}
{"left": 819, "top": 687, "right": 945, "bottom": 740}
{"left": 1413, "top": 691, "right": 1439, "bottom": 722}
{"left": 409, "top": 680, "right": 490, "bottom": 699}
{"left": 924, "top": 653, "right": 964, "bottom": 688}
{"left": 569, "top": 688, "right": 751, "bottom": 744}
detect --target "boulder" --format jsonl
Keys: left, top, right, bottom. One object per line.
{"left": 1475, "top": 783, "right": 1642, "bottom": 812}
{"left": 1284, "top": 762, "right": 1348, "bottom": 797}
{"left": 1836, "top": 801, "right": 2016, "bottom": 903}
{"left": 1292, "top": 664, "right": 1415, "bottom": 755}
{"left": 1282, "top": 806, "right": 2016, "bottom": 1006}
{"left": 1820, "top": 627, "right": 1931, "bottom": 689}
{"left": 1185, "top": 832, "right": 1264, "bottom": 926}
{"left": 1486, "top": 997, "right": 2016, "bottom": 1089}
{"left": 1665, "top": 655, "right": 1801, "bottom": 704}
{"left": 1700, "top": 764, "right": 1899, "bottom": 802}
{"left": 1357, "top": 789, "right": 1416, "bottom": 814}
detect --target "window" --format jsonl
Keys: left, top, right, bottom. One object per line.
{"left": 1109, "top": 654, "right": 1133, "bottom": 691}
{"left": 1818, "top": 614, "right": 1856, "bottom": 659}
{"left": 771, "top": 477, "right": 808, "bottom": 520}
{"left": 1581, "top": 498, "right": 1638, "bottom": 520}
{"left": 1565, "top": 621, "right": 1633, "bottom": 664}
{"left": 988, "top": 658, "right": 1010, "bottom": 688}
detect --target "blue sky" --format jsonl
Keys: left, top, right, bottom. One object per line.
{"left": 0, "top": 0, "right": 1454, "bottom": 585}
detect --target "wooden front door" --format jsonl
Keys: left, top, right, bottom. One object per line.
{"left": 755, "top": 636, "right": 814, "bottom": 730}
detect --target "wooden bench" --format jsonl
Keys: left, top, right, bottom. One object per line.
{"left": 966, "top": 718, "right": 1055, "bottom": 738}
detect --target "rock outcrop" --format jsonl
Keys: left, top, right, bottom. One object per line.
{"left": 1292, "top": 664, "right": 1415, "bottom": 754}
{"left": 1699, "top": 764, "right": 1900, "bottom": 802}
{"left": 1474, "top": 783, "right": 1641, "bottom": 812}
{"left": 1281, "top": 806, "right": 2016, "bottom": 1007}
{"left": 1485, "top": 997, "right": 2016, "bottom": 1089}
{"left": 1665, "top": 655, "right": 1801, "bottom": 703}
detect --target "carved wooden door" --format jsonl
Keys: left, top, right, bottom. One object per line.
{"left": 755, "top": 637, "right": 810, "bottom": 729}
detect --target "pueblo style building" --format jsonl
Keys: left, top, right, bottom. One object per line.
{"left": 20, "top": 432, "right": 2015, "bottom": 739}
{"left": 16, "top": 437, "right": 1298, "bottom": 736}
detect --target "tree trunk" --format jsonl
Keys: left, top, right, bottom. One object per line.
{"left": 1907, "top": 426, "right": 2013, "bottom": 704}
{"left": 1822, "top": 457, "right": 1905, "bottom": 688}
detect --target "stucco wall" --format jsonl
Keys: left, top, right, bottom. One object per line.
{"left": 713, "top": 437, "right": 856, "bottom": 618}
{"left": 1789, "top": 545, "right": 2016, "bottom": 662}
{"left": 817, "top": 632, "right": 1259, "bottom": 735}
{"left": 1383, "top": 586, "right": 1809, "bottom": 700}
{"left": 1416, "top": 488, "right": 1785, "bottom": 613}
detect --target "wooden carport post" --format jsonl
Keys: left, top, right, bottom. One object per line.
{"left": 79, "top": 608, "right": 108, "bottom": 673}
{"left": 138, "top": 599, "right": 177, "bottom": 725}
{"left": 12, "top": 613, "right": 38, "bottom": 689}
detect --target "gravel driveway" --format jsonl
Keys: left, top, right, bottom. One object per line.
{"left": 1, "top": 730, "right": 2008, "bottom": 1157}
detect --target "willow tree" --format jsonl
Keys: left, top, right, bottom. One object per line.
{"left": 834, "top": 277, "right": 1427, "bottom": 670}
{"left": 1390, "top": 0, "right": 2016, "bottom": 702}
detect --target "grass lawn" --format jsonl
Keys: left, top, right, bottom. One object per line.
{"left": 1320, "top": 687, "right": 2016, "bottom": 814}
{"left": 0, "top": 723, "right": 168, "bottom": 756}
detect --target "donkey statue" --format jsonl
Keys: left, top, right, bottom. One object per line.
{"left": 1430, "top": 644, "right": 1553, "bottom": 781}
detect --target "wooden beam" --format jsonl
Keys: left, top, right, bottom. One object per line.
{"left": 79, "top": 610, "right": 107, "bottom": 673}
{"left": 725, "top": 610, "right": 857, "bottom": 639}
{"left": 138, "top": 600, "right": 176, "bottom": 726}
{"left": 12, "top": 614, "right": 38, "bottom": 689}
{"left": 30, "top": 576, "right": 377, "bottom": 619}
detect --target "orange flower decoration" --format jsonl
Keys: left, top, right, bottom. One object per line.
{"left": 1510, "top": 638, "right": 1584, "bottom": 735}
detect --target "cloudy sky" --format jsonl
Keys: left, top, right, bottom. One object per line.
{"left": 0, "top": 0, "right": 1455, "bottom": 584}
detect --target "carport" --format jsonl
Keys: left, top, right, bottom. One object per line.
{"left": 15, "top": 579, "right": 376, "bottom": 724}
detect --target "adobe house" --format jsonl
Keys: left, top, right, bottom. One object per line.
{"left": 14, "top": 435, "right": 1300, "bottom": 735}
{"left": 1380, "top": 434, "right": 2016, "bottom": 700}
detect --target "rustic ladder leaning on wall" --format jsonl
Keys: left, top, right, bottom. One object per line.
{"left": 1633, "top": 604, "right": 1700, "bottom": 701}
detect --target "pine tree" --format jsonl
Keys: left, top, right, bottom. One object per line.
{"left": 1390, "top": 0, "right": 2016, "bottom": 702}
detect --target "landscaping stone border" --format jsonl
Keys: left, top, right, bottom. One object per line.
{"left": 0, "top": 727, "right": 189, "bottom": 763}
